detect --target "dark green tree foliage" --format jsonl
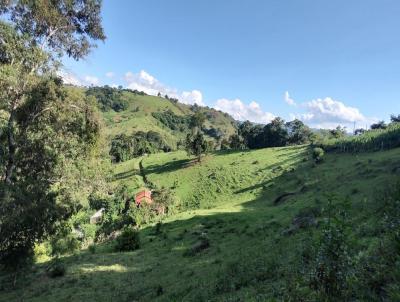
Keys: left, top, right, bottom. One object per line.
{"left": 370, "top": 120, "right": 387, "bottom": 130}
{"left": 190, "top": 111, "right": 206, "bottom": 134}
{"left": 261, "top": 118, "right": 288, "bottom": 147}
{"left": 390, "top": 114, "right": 400, "bottom": 123}
{"left": 354, "top": 128, "right": 366, "bottom": 135}
{"left": 232, "top": 118, "right": 312, "bottom": 150}
{"left": 152, "top": 109, "right": 191, "bottom": 132}
{"left": 0, "top": 0, "right": 105, "bottom": 270}
{"left": 329, "top": 126, "right": 347, "bottom": 139}
{"left": 110, "top": 131, "right": 171, "bottom": 163}
{"left": 86, "top": 85, "right": 128, "bottom": 112}
{"left": 185, "top": 111, "right": 208, "bottom": 162}
{"left": 0, "top": 79, "right": 102, "bottom": 270}
{"left": 229, "top": 134, "right": 246, "bottom": 150}
{"left": 185, "top": 132, "right": 208, "bottom": 162}
{"left": 114, "top": 227, "right": 140, "bottom": 252}
{"left": 286, "top": 119, "right": 312, "bottom": 145}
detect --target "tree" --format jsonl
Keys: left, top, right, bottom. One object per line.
{"left": 390, "top": 114, "right": 400, "bottom": 123}
{"left": 261, "top": 117, "right": 288, "bottom": 147}
{"left": 329, "top": 126, "right": 346, "bottom": 139}
{"left": 0, "top": 79, "right": 104, "bottom": 271}
{"left": 1, "top": 0, "right": 105, "bottom": 184}
{"left": 229, "top": 134, "right": 246, "bottom": 150}
{"left": 190, "top": 111, "right": 206, "bottom": 134}
{"left": 185, "top": 132, "right": 208, "bottom": 162}
{"left": 238, "top": 120, "right": 253, "bottom": 146}
{"left": 0, "top": 0, "right": 106, "bottom": 270}
{"left": 1, "top": 0, "right": 106, "bottom": 60}
{"left": 354, "top": 128, "right": 366, "bottom": 136}
{"left": 286, "top": 119, "right": 312, "bottom": 145}
{"left": 370, "top": 121, "right": 387, "bottom": 130}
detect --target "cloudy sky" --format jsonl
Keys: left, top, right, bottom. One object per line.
{"left": 63, "top": 0, "right": 400, "bottom": 130}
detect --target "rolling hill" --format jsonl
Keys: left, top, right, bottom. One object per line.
{"left": 2, "top": 144, "right": 400, "bottom": 301}
{"left": 100, "top": 90, "right": 238, "bottom": 149}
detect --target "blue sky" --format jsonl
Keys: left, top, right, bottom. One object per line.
{"left": 62, "top": 0, "right": 400, "bottom": 129}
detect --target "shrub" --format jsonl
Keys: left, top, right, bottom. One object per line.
{"left": 34, "top": 242, "right": 52, "bottom": 262}
{"left": 312, "top": 147, "right": 325, "bottom": 163}
{"left": 50, "top": 225, "right": 81, "bottom": 256}
{"left": 114, "top": 227, "right": 140, "bottom": 252}
{"left": 88, "top": 244, "right": 96, "bottom": 254}
{"left": 309, "top": 196, "right": 354, "bottom": 300}
{"left": 46, "top": 260, "right": 66, "bottom": 278}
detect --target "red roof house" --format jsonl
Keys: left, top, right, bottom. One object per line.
{"left": 135, "top": 190, "right": 153, "bottom": 206}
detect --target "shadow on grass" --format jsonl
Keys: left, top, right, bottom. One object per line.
{"left": 5, "top": 147, "right": 326, "bottom": 302}
{"left": 113, "top": 168, "right": 138, "bottom": 181}
{"left": 143, "top": 158, "right": 193, "bottom": 175}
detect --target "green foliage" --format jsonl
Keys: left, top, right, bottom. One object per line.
{"left": 370, "top": 120, "right": 387, "bottom": 130}
{"left": 114, "top": 227, "right": 140, "bottom": 252}
{"left": 50, "top": 225, "right": 81, "bottom": 257}
{"left": 229, "top": 134, "right": 246, "bottom": 149}
{"left": 310, "top": 196, "right": 354, "bottom": 300}
{"left": 190, "top": 111, "right": 206, "bottom": 130}
{"left": 0, "top": 0, "right": 106, "bottom": 271}
{"left": 286, "top": 119, "right": 313, "bottom": 145}
{"left": 185, "top": 132, "right": 208, "bottom": 162}
{"left": 152, "top": 109, "right": 191, "bottom": 132}
{"left": 1, "top": 0, "right": 105, "bottom": 60}
{"left": 231, "top": 118, "right": 312, "bottom": 150}
{"left": 110, "top": 131, "right": 171, "bottom": 163}
{"left": 3, "top": 145, "right": 400, "bottom": 301}
{"left": 86, "top": 86, "right": 128, "bottom": 112}
{"left": 329, "top": 126, "right": 347, "bottom": 139}
{"left": 88, "top": 244, "right": 96, "bottom": 254}
{"left": 318, "top": 123, "right": 400, "bottom": 153}
{"left": 46, "top": 260, "right": 66, "bottom": 278}
{"left": 312, "top": 147, "right": 325, "bottom": 163}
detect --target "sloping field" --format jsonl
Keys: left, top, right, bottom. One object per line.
{"left": 2, "top": 146, "right": 400, "bottom": 301}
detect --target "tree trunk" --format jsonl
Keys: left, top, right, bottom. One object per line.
{"left": 5, "top": 110, "right": 16, "bottom": 184}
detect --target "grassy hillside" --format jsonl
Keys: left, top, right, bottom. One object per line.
{"left": 101, "top": 91, "right": 237, "bottom": 148}
{"left": 2, "top": 146, "right": 400, "bottom": 301}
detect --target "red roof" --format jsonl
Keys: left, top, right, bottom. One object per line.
{"left": 135, "top": 190, "right": 152, "bottom": 205}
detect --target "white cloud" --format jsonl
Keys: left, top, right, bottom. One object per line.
{"left": 214, "top": 98, "right": 275, "bottom": 124}
{"left": 290, "top": 97, "right": 377, "bottom": 129}
{"left": 58, "top": 70, "right": 82, "bottom": 86}
{"left": 284, "top": 91, "right": 296, "bottom": 106}
{"left": 180, "top": 90, "right": 204, "bottom": 106}
{"left": 124, "top": 70, "right": 204, "bottom": 105}
{"left": 84, "top": 75, "right": 100, "bottom": 86}
{"left": 105, "top": 72, "right": 115, "bottom": 78}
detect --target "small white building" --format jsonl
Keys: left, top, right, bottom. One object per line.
{"left": 90, "top": 208, "right": 105, "bottom": 224}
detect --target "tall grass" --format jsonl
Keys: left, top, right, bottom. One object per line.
{"left": 318, "top": 123, "right": 400, "bottom": 153}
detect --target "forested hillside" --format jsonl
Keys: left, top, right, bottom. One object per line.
{"left": 82, "top": 86, "right": 237, "bottom": 148}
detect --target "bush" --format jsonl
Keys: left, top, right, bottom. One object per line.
{"left": 309, "top": 196, "right": 354, "bottom": 300}
{"left": 46, "top": 260, "right": 66, "bottom": 278}
{"left": 50, "top": 225, "right": 81, "bottom": 256}
{"left": 114, "top": 227, "right": 140, "bottom": 252}
{"left": 88, "top": 244, "right": 96, "bottom": 254}
{"left": 312, "top": 147, "right": 325, "bottom": 163}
